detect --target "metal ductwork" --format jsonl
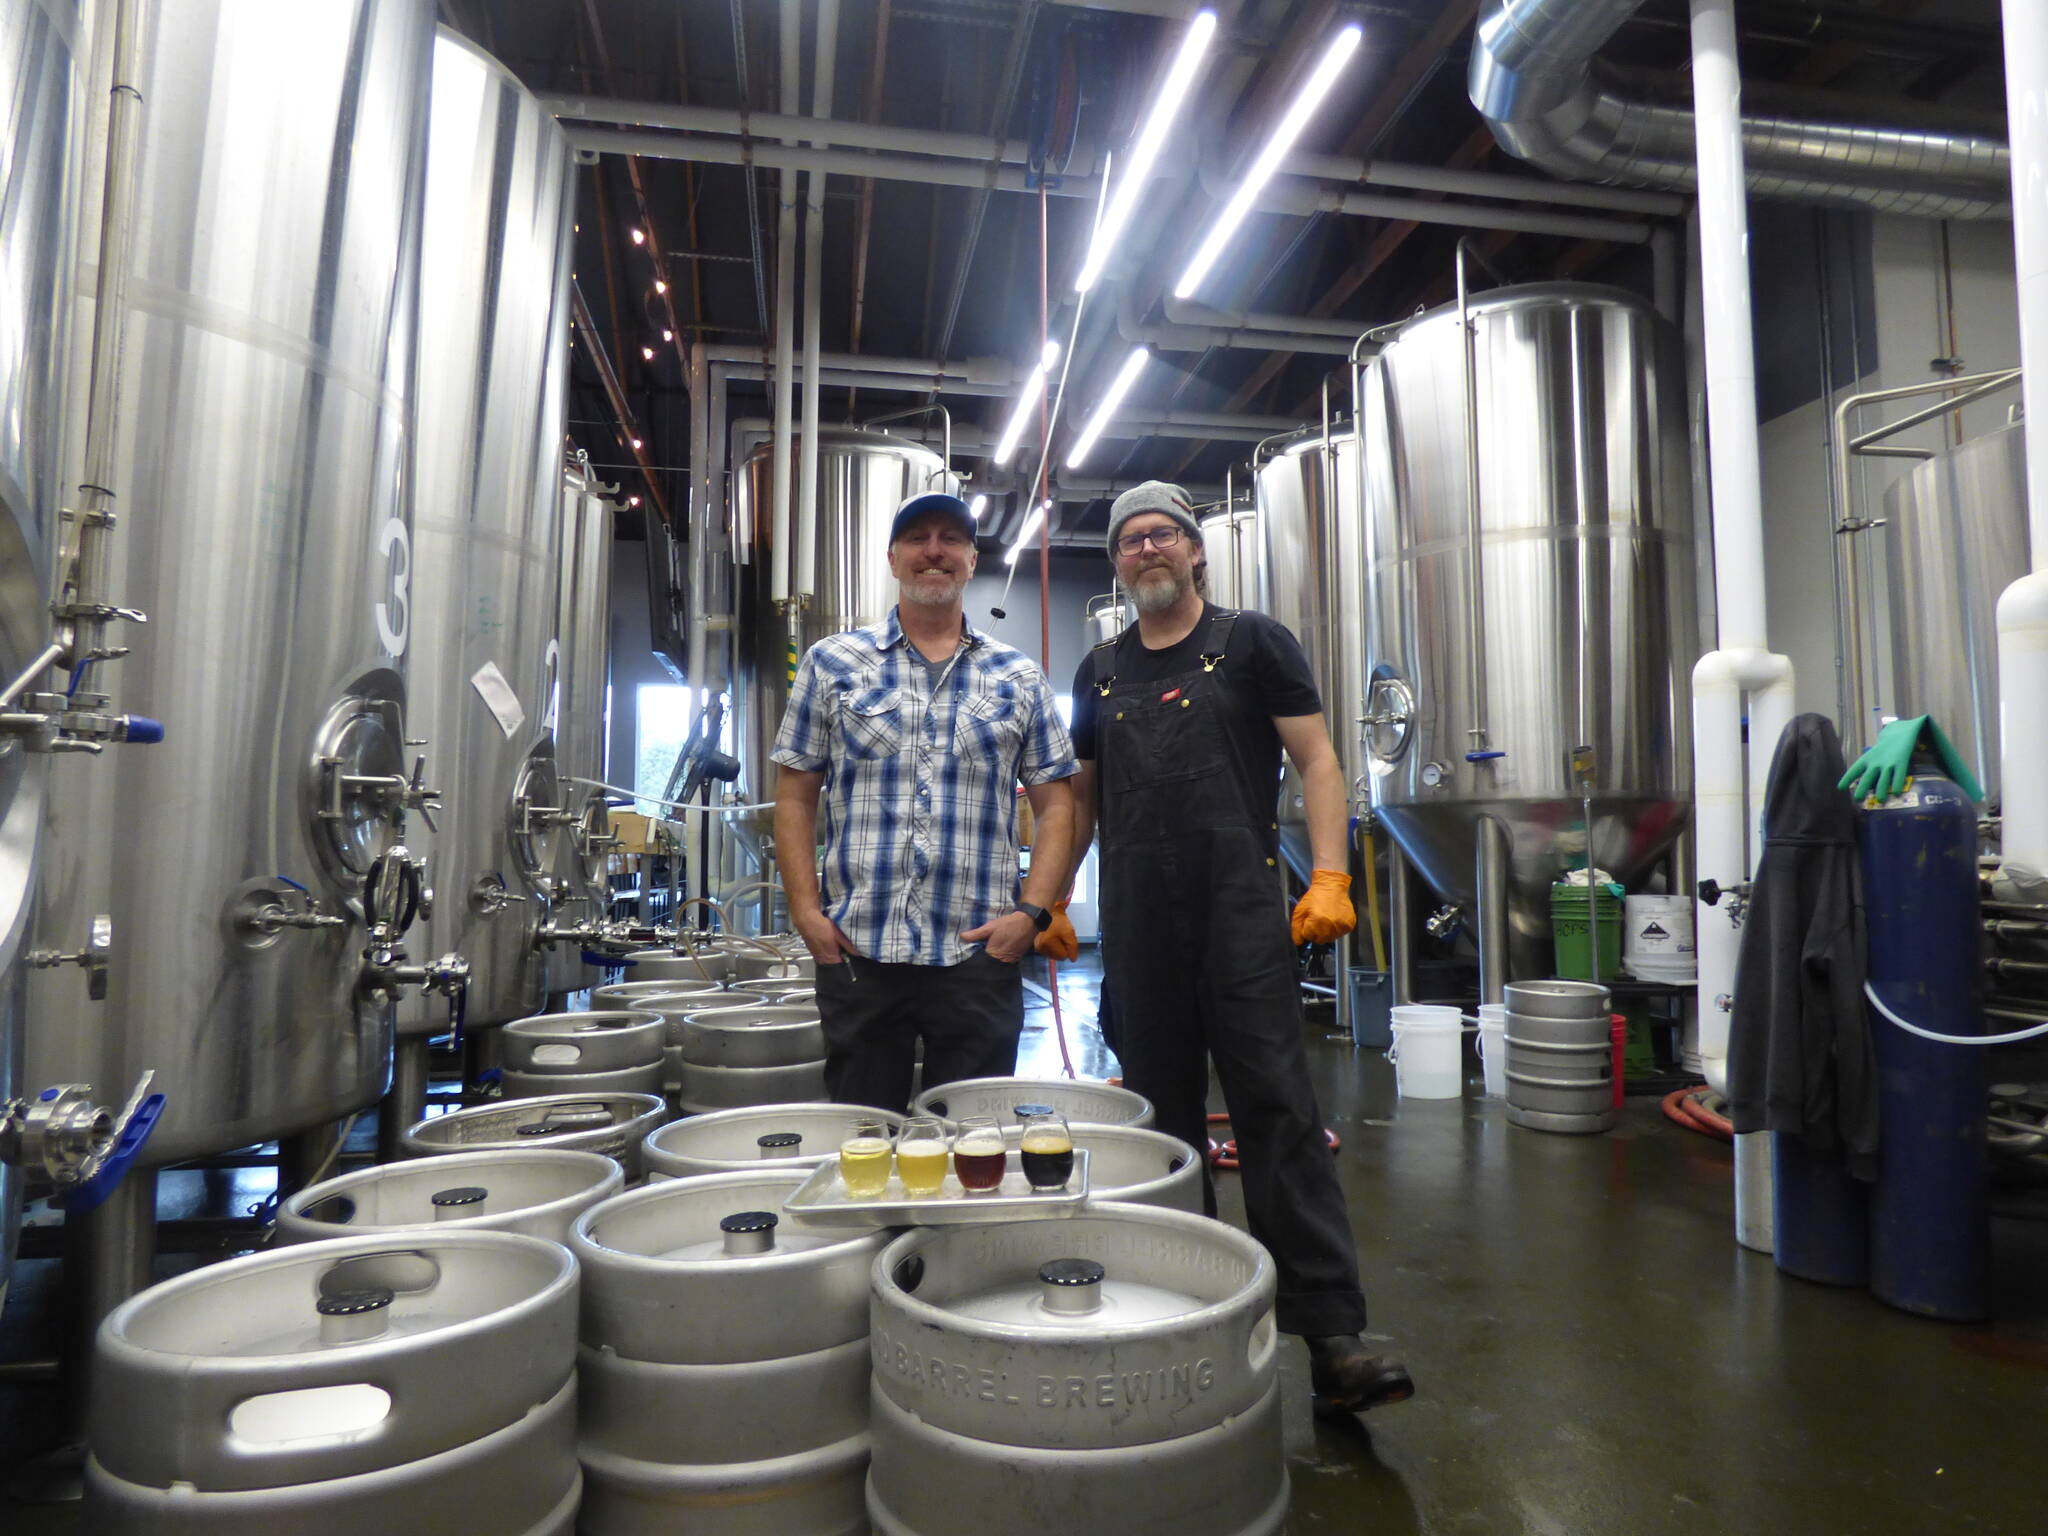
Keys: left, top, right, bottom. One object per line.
{"left": 1468, "top": 0, "right": 2010, "bottom": 219}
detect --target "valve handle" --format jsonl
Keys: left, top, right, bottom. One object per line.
{"left": 61, "top": 1093, "right": 165, "bottom": 1213}
{"left": 119, "top": 716, "right": 165, "bottom": 744}
{"left": 1464, "top": 749, "right": 1506, "bottom": 762}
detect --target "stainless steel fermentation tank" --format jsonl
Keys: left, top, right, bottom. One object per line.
{"left": 2, "top": 0, "right": 84, "bottom": 1303}
{"left": 26, "top": 0, "right": 437, "bottom": 1167}
{"left": 1197, "top": 505, "right": 1260, "bottom": 610}
{"left": 547, "top": 457, "right": 617, "bottom": 997}
{"left": 1358, "top": 282, "right": 1695, "bottom": 981}
{"left": 730, "top": 426, "right": 957, "bottom": 826}
{"left": 1882, "top": 421, "right": 2028, "bottom": 805}
{"left": 399, "top": 27, "right": 573, "bottom": 1050}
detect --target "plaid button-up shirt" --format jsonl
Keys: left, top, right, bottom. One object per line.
{"left": 771, "top": 608, "right": 1077, "bottom": 966}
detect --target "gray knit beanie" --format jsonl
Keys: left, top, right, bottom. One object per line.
{"left": 1105, "top": 480, "right": 1203, "bottom": 555}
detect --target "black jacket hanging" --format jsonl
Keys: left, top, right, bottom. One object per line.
{"left": 1726, "top": 712, "right": 1877, "bottom": 1176}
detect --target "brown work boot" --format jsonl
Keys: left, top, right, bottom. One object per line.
{"left": 1305, "top": 1334, "right": 1415, "bottom": 1415}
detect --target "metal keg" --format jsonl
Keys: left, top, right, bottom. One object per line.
{"left": 727, "top": 978, "right": 818, "bottom": 1004}
{"left": 86, "top": 1230, "right": 580, "bottom": 1535}
{"left": 678, "top": 1002, "right": 825, "bottom": 1068}
{"left": 571, "top": 1170, "right": 891, "bottom": 1535}
{"left": 502, "top": 1010, "right": 666, "bottom": 1099}
{"left": 595, "top": 981, "right": 733, "bottom": 1094}
{"left": 616, "top": 946, "right": 733, "bottom": 985}
{"left": 1503, "top": 980, "right": 1616, "bottom": 1134}
{"left": 642, "top": 1105, "right": 907, "bottom": 1180}
{"left": 402, "top": 1093, "right": 669, "bottom": 1179}
{"left": 912, "top": 1077, "right": 1155, "bottom": 1129}
{"left": 867, "top": 1204, "right": 1284, "bottom": 1536}
{"left": 1055, "top": 1126, "right": 1202, "bottom": 1212}
{"left": 728, "top": 948, "right": 815, "bottom": 983}
{"left": 277, "top": 1149, "right": 622, "bottom": 1245}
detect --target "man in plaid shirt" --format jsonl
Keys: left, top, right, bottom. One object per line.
{"left": 772, "top": 491, "right": 1077, "bottom": 1111}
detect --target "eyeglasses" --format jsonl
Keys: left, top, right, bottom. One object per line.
{"left": 1114, "top": 525, "right": 1185, "bottom": 557}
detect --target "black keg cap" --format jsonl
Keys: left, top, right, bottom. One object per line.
{"left": 431, "top": 1186, "right": 487, "bottom": 1209}
{"left": 1036, "top": 1258, "right": 1106, "bottom": 1288}
{"left": 316, "top": 1286, "right": 395, "bottom": 1317}
{"left": 1012, "top": 1102, "right": 1056, "bottom": 1118}
{"left": 757, "top": 1132, "right": 803, "bottom": 1150}
{"left": 719, "top": 1210, "right": 779, "bottom": 1235}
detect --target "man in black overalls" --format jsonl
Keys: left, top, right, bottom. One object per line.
{"left": 1061, "top": 481, "right": 1413, "bottom": 1416}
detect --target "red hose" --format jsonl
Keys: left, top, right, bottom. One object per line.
{"left": 1661, "top": 1086, "right": 1734, "bottom": 1141}
{"left": 1205, "top": 1112, "right": 1339, "bottom": 1170}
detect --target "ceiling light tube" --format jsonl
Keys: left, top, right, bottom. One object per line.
{"left": 991, "top": 339, "right": 1063, "bottom": 467}
{"left": 1075, "top": 10, "right": 1218, "bottom": 295}
{"left": 968, "top": 493, "right": 988, "bottom": 520}
{"left": 1173, "top": 23, "right": 1362, "bottom": 300}
{"left": 1004, "top": 501, "right": 1050, "bottom": 566}
{"left": 1065, "top": 347, "right": 1152, "bottom": 469}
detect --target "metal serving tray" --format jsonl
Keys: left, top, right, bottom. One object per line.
{"left": 782, "top": 1149, "right": 1090, "bottom": 1227}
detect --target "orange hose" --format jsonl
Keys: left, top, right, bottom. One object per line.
{"left": 1662, "top": 1086, "right": 1734, "bottom": 1141}
{"left": 1205, "top": 1112, "right": 1339, "bottom": 1170}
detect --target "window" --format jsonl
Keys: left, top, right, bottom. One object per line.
{"left": 634, "top": 686, "right": 732, "bottom": 817}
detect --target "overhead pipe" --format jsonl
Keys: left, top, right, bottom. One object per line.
{"left": 730, "top": 408, "right": 1296, "bottom": 454}
{"left": 768, "top": 0, "right": 801, "bottom": 605}
{"left": 1687, "top": 0, "right": 1794, "bottom": 1258}
{"left": 1469, "top": 0, "right": 2010, "bottom": 219}
{"left": 1162, "top": 295, "right": 1369, "bottom": 340}
{"left": 795, "top": 0, "right": 840, "bottom": 611}
{"left": 703, "top": 342, "right": 1017, "bottom": 384}
{"left": 2000, "top": 0, "right": 2048, "bottom": 880}
{"left": 1117, "top": 282, "right": 1359, "bottom": 357}
{"left": 718, "top": 361, "right": 1014, "bottom": 397}
{"left": 569, "top": 283, "right": 671, "bottom": 526}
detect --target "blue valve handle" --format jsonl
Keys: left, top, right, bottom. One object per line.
{"left": 120, "top": 716, "right": 166, "bottom": 744}
{"left": 61, "top": 1093, "right": 166, "bottom": 1213}
{"left": 1465, "top": 750, "right": 1507, "bottom": 762}
{"left": 582, "top": 949, "right": 618, "bottom": 967}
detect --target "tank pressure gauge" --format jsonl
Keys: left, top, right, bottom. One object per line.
{"left": 1420, "top": 761, "right": 1448, "bottom": 789}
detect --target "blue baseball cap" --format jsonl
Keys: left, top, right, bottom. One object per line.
{"left": 889, "top": 491, "right": 976, "bottom": 544}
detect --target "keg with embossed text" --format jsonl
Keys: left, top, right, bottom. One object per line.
{"left": 278, "top": 1149, "right": 621, "bottom": 1246}
{"left": 1049, "top": 1125, "right": 1202, "bottom": 1212}
{"left": 642, "top": 1104, "right": 907, "bottom": 1180}
{"left": 912, "top": 1077, "right": 1154, "bottom": 1130}
{"left": 402, "top": 1093, "right": 668, "bottom": 1179}
{"left": 867, "top": 1204, "right": 1284, "bottom": 1535}
{"left": 502, "top": 1010, "right": 665, "bottom": 1099}
{"left": 571, "top": 1171, "right": 891, "bottom": 1534}
{"left": 86, "top": 1231, "right": 580, "bottom": 1534}
{"left": 594, "top": 981, "right": 732, "bottom": 1094}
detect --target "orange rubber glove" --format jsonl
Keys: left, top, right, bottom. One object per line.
{"left": 1291, "top": 869, "right": 1356, "bottom": 945}
{"left": 1035, "top": 899, "right": 1080, "bottom": 962}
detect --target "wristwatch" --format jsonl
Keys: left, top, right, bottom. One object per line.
{"left": 1015, "top": 902, "right": 1054, "bottom": 932}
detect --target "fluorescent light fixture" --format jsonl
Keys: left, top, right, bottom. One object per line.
{"left": 968, "top": 493, "right": 988, "bottom": 520}
{"left": 1173, "top": 24, "right": 1362, "bottom": 300}
{"left": 991, "top": 339, "right": 1063, "bottom": 467}
{"left": 1075, "top": 11, "right": 1217, "bottom": 295}
{"left": 1004, "top": 501, "right": 1051, "bottom": 567}
{"left": 1065, "top": 347, "right": 1152, "bottom": 469}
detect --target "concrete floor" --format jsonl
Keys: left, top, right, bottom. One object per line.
{"left": 5, "top": 954, "right": 2045, "bottom": 1533}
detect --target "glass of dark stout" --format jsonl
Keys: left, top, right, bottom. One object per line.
{"left": 951, "top": 1115, "right": 1006, "bottom": 1192}
{"left": 1016, "top": 1108, "right": 1075, "bottom": 1192}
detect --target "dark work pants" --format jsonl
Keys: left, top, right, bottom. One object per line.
{"left": 813, "top": 949, "right": 1024, "bottom": 1113}
{"left": 1103, "top": 838, "right": 1369, "bottom": 1339}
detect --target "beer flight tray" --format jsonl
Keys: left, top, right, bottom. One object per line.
{"left": 782, "top": 1149, "right": 1092, "bottom": 1227}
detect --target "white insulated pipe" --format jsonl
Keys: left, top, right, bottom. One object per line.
{"left": 1999, "top": 0, "right": 2048, "bottom": 876}
{"left": 795, "top": 0, "right": 838, "bottom": 606}
{"left": 1690, "top": 0, "right": 1797, "bottom": 1258}
{"left": 769, "top": 0, "right": 801, "bottom": 605}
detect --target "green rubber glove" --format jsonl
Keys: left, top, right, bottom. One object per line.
{"left": 1838, "top": 714, "right": 1986, "bottom": 804}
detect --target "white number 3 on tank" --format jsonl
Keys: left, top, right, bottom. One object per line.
{"left": 376, "top": 518, "right": 411, "bottom": 656}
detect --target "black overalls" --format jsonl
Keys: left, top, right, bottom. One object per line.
{"left": 1093, "top": 609, "right": 1368, "bottom": 1337}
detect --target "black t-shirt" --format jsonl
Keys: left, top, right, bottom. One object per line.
{"left": 1070, "top": 604, "right": 1321, "bottom": 817}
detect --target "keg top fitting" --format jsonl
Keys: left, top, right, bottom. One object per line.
{"left": 1013, "top": 1102, "right": 1056, "bottom": 1118}
{"left": 757, "top": 1132, "right": 803, "bottom": 1155}
{"left": 720, "top": 1209, "right": 780, "bottom": 1256}
{"left": 430, "top": 1185, "right": 488, "bottom": 1218}
{"left": 316, "top": 1285, "right": 394, "bottom": 1344}
{"left": 1037, "top": 1258, "right": 1106, "bottom": 1315}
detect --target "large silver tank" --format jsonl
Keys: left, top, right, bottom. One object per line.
{"left": 731, "top": 427, "right": 956, "bottom": 822}
{"left": 1256, "top": 429, "right": 1368, "bottom": 882}
{"left": 1, "top": 0, "right": 83, "bottom": 1304}
{"left": 1197, "top": 505, "right": 1260, "bottom": 609}
{"left": 1883, "top": 421, "right": 2027, "bottom": 803}
{"left": 1357, "top": 282, "right": 1695, "bottom": 975}
{"left": 402, "top": 28, "right": 573, "bottom": 1032}
{"left": 547, "top": 458, "right": 616, "bottom": 996}
{"left": 26, "top": 0, "right": 437, "bottom": 1165}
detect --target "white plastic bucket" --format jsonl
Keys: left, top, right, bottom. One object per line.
{"left": 1388, "top": 1005, "right": 1463, "bottom": 1100}
{"left": 1624, "top": 894, "right": 1696, "bottom": 979}
{"left": 1477, "top": 1004, "right": 1508, "bottom": 1099}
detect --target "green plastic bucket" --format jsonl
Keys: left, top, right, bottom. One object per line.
{"left": 1551, "top": 882, "right": 1624, "bottom": 980}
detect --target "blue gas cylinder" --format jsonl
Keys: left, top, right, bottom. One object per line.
{"left": 1860, "top": 764, "right": 1987, "bottom": 1321}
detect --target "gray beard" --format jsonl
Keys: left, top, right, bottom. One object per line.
{"left": 901, "top": 574, "right": 966, "bottom": 608}
{"left": 1129, "top": 566, "right": 1190, "bottom": 614}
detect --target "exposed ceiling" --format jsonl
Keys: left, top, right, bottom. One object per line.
{"left": 439, "top": 0, "right": 2009, "bottom": 553}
